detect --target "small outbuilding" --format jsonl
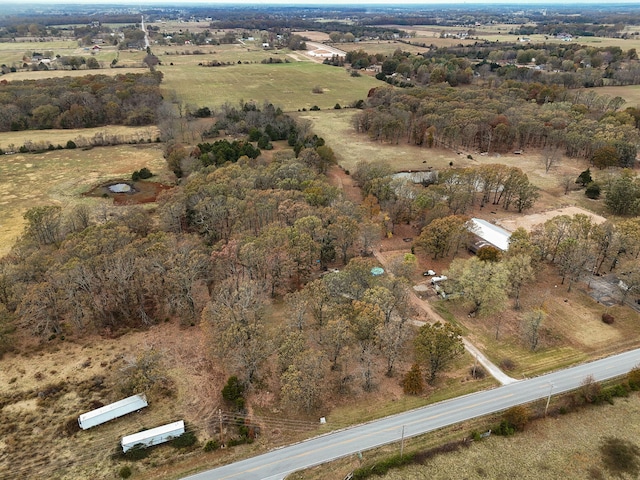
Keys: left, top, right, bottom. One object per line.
{"left": 78, "top": 394, "right": 148, "bottom": 430}
{"left": 469, "top": 218, "right": 511, "bottom": 253}
{"left": 121, "top": 420, "right": 185, "bottom": 452}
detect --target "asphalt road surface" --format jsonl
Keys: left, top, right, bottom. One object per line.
{"left": 184, "top": 348, "right": 640, "bottom": 480}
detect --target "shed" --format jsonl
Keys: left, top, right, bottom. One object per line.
{"left": 78, "top": 394, "right": 148, "bottom": 430}
{"left": 469, "top": 218, "right": 511, "bottom": 252}
{"left": 121, "top": 420, "right": 185, "bottom": 452}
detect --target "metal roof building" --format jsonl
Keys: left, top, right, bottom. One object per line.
{"left": 121, "top": 420, "right": 185, "bottom": 452}
{"left": 469, "top": 218, "right": 511, "bottom": 252}
{"left": 78, "top": 394, "right": 148, "bottom": 430}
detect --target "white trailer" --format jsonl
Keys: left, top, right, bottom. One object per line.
{"left": 121, "top": 420, "right": 185, "bottom": 452}
{"left": 78, "top": 394, "right": 148, "bottom": 430}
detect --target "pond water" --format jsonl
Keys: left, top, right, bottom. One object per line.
{"left": 108, "top": 183, "right": 133, "bottom": 193}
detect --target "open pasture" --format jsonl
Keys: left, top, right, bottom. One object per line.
{"left": 157, "top": 42, "right": 284, "bottom": 65}
{"left": 0, "top": 39, "right": 80, "bottom": 66}
{"left": 335, "top": 40, "right": 433, "bottom": 56}
{"left": 302, "top": 109, "right": 588, "bottom": 195}
{"left": 0, "top": 125, "right": 159, "bottom": 152}
{"left": 0, "top": 143, "right": 171, "bottom": 257}
{"left": 158, "top": 61, "right": 380, "bottom": 112}
{"left": 583, "top": 85, "right": 640, "bottom": 108}
{"left": 0, "top": 66, "right": 147, "bottom": 82}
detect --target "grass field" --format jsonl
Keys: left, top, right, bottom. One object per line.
{"left": 582, "top": 85, "right": 640, "bottom": 107}
{"left": 158, "top": 61, "right": 380, "bottom": 112}
{"left": 0, "top": 143, "right": 171, "bottom": 257}
{"left": 0, "top": 125, "right": 159, "bottom": 152}
{"left": 157, "top": 42, "right": 290, "bottom": 65}
{"left": 0, "top": 39, "right": 80, "bottom": 66}
{"left": 334, "top": 40, "right": 433, "bottom": 55}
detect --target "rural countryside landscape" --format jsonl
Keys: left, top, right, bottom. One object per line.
{"left": 2, "top": 2, "right": 640, "bottom": 479}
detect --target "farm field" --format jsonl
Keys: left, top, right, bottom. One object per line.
{"left": 333, "top": 40, "right": 433, "bottom": 55}
{"left": 157, "top": 42, "right": 293, "bottom": 65}
{"left": 158, "top": 61, "right": 380, "bottom": 112}
{"left": 0, "top": 39, "right": 80, "bottom": 65}
{"left": 382, "top": 23, "right": 640, "bottom": 51}
{"left": 0, "top": 143, "right": 171, "bottom": 257}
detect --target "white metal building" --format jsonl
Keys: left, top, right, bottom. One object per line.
{"left": 469, "top": 218, "right": 511, "bottom": 252}
{"left": 121, "top": 420, "right": 185, "bottom": 452}
{"left": 78, "top": 394, "right": 148, "bottom": 430}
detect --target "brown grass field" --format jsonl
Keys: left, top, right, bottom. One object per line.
{"left": 583, "top": 85, "right": 640, "bottom": 108}
{"left": 0, "top": 143, "right": 170, "bottom": 257}
{"left": 0, "top": 125, "right": 159, "bottom": 152}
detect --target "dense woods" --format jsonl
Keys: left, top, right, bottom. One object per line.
{"left": 0, "top": 98, "right": 430, "bottom": 409}
{"left": 354, "top": 84, "right": 639, "bottom": 164}
{"left": 0, "top": 72, "right": 163, "bottom": 131}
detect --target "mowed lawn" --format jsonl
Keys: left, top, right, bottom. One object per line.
{"left": 158, "top": 61, "right": 381, "bottom": 112}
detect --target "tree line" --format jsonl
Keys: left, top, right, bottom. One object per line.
{"left": 0, "top": 72, "right": 163, "bottom": 131}
{"left": 339, "top": 40, "right": 640, "bottom": 91}
{"left": 353, "top": 84, "right": 639, "bottom": 164}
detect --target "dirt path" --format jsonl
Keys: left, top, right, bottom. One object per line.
{"left": 372, "top": 248, "right": 518, "bottom": 385}
{"left": 326, "top": 164, "right": 362, "bottom": 204}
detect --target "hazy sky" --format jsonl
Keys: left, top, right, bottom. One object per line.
{"left": 5, "top": 0, "right": 640, "bottom": 4}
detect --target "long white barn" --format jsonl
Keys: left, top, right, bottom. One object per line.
{"left": 469, "top": 218, "right": 511, "bottom": 252}
{"left": 78, "top": 394, "right": 148, "bottom": 430}
{"left": 121, "top": 420, "right": 185, "bottom": 452}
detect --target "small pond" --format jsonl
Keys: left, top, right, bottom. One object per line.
{"left": 108, "top": 183, "right": 134, "bottom": 193}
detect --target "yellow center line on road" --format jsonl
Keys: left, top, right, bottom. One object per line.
{"left": 218, "top": 392, "right": 515, "bottom": 479}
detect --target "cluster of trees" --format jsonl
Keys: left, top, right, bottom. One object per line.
{"left": 0, "top": 86, "right": 488, "bottom": 411}
{"left": 204, "top": 256, "right": 417, "bottom": 410}
{"left": 351, "top": 161, "right": 539, "bottom": 239}
{"left": 0, "top": 126, "right": 465, "bottom": 411}
{"left": 529, "top": 213, "right": 640, "bottom": 294}
{"left": 577, "top": 168, "right": 640, "bottom": 216}
{"left": 0, "top": 72, "right": 163, "bottom": 131}
{"left": 354, "top": 85, "right": 639, "bottom": 162}
{"left": 194, "top": 140, "right": 262, "bottom": 167}
{"left": 341, "top": 41, "right": 640, "bottom": 90}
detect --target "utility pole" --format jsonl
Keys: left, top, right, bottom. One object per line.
{"left": 219, "top": 409, "right": 224, "bottom": 447}
{"left": 472, "top": 354, "right": 478, "bottom": 378}
{"left": 545, "top": 383, "right": 554, "bottom": 416}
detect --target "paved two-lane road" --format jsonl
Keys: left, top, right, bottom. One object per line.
{"left": 184, "top": 348, "right": 640, "bottom": 480}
